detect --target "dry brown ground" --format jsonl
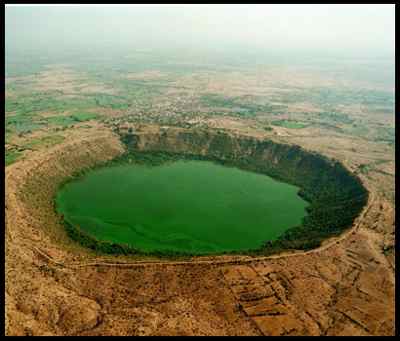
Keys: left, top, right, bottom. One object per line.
{"left": 6, "top": 65, "right": 116, "bottom": 96}
{"left": 5, "top": 124, "right": 395, "bottom": 336}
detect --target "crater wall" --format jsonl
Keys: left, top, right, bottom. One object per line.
{"left": 6, "top": 125, "right": 391, "bottom": 337}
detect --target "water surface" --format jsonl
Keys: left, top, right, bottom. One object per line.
{"left": 56, "top": 160, "right": 308, "bottom": 254}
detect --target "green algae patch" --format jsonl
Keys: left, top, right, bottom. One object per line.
{"left": 55, "top": 159, "right": 308, "bottom": 255}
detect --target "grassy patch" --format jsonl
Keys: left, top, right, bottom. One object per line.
{"left": 317, "top": 111, "right": 354, "bottom": 125}
{"left": 5, "top": 150, "right": 23, "bottom": 166}
{"left": 358, "top": 164, "right": 371, "bottom": 174}
{"left": 200, "top": 93, "right": 287, "bottom": 117}
{"left": 271, "top": 120, "right": 308, "bottom": 129}
{"left": 43, "top": 115, "right": 78, "bottom": 127}
{"left": 5, "top": 114, "right": 46, "bottom": 134}
{"left": 71, "top": 111, "right": 99, "bottom": 121}
{"left": 348, "top": 123, "right": 370, "bottom": 136}
{"left": 23, "top": 135, "right": 65, "bottom": 150}
{"left": 5, "top": 90, "right": 125, "bottom": 118}
{"left": 43, "top": 112, "right": 99, "bottom": 127}
{"left": 374, "top": 126, "right": 395, "bottom": 144}
{"left": 5, "top": 133, "right": 12, "bottom": 144}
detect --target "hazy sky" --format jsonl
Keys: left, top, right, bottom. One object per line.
{"left": 5, "top": 4, "right": 395, "bottom": 59}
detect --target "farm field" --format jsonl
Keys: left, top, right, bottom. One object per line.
{"left": 5, "top": 4, "right": 395, "bottom": 337}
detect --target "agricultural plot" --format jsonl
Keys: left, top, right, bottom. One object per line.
{"left": 271, "top": 120, "right": 308, "bottom": 129}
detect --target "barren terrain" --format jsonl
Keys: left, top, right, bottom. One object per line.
{"left": 5, "top": 122, "right": 395, "bottom": 336}
{"left": 5, "top": 55, "right": 395, "bottom": 336}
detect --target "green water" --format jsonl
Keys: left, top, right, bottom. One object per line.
{"left": 56, "top": 160, "right": 309, "bottom": 254}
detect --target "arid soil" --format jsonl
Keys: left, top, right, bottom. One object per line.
{"left": 5, "top": 124, "right": 395, "bottom": 336}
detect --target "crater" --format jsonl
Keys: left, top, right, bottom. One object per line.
{"left": 52, "top": 125, "right": 368, "bottom": 257}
